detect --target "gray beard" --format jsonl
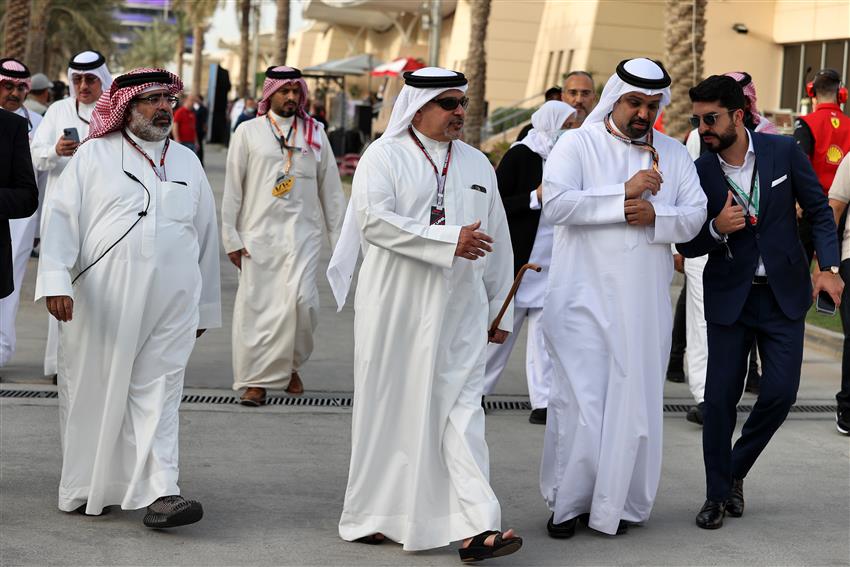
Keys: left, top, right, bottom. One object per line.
{"left": 127, "top": 107, "right": 171, "bottom": 141}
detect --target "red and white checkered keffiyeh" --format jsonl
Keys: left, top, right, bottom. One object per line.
{"left": 0, "top": 58, "right": 31, "bottom": 90}
{"left": 258, "top": 66, "right": 322, "bottom": 158}
{"left": 724, "top": 71, "right": 779, "bottom": 134}
{"left": 85, "top": 67, "right": 182, "bottom": 141}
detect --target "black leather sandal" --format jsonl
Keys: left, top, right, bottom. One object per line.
{"left": 458, "top": 530, "right": 523, "bottom": 563}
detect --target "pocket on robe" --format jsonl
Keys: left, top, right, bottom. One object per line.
{"left": 160, "top": 181, "right": 194, "bottom": 223}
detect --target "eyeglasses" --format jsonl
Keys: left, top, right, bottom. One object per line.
{"left": 689, "top": 109, "right": 736, "bottom": 128}
{"left": 71, "top": 74, "right": 100, "bottom": 85}
{"left": 431, "top": 96, "right": 469, "bottom": 111}
{"left": 135, "top": 94, "right": 179, "bottom": 108}
{"left": 0, "top": 81, "right": 28, "bottom": 93}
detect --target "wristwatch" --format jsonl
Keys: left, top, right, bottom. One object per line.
{"left": 822, "top": 266, "right": 839, "bottom": 275}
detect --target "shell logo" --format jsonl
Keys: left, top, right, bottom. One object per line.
{"left": 831, "top": 117, "right": 841, "bottom": 129}
{"left": 826, "top": 144, "right": 843, "bottom": 164}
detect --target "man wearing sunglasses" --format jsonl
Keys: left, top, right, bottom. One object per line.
{"left": 31, "top": 50, "right": 113, "bottom": 379}
{"left": 329, "top": 67, "right": 521, "bottom": 561}
{"left": 36, "top": 68, "right": 221, "bottom": 528}
{"left": 678, "top": 75, "right": 842, "bottom": 530}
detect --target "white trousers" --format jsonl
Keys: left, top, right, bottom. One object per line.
{"left": 483, "top": 306, "right": 552, "bottom": 409}
{"left": 0, "top": 215, "right": 37, "bottom": 366}
{"left": 684, "top": 256, "right": 708, "bottom": 403}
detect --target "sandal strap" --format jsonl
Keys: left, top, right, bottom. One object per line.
{"left": 470, "top": 530, "right": 500, "bottom": 547}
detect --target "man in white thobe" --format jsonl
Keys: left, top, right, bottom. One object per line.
{"left": 36, "top": 68, "right": 221, "bottom": 528}
{"left": 31, "top": 50, "right": 112, "bottom": 377}
{"left": 328, "top": 68, "right": 523, "bottom": 561}
{"left": 540, "top": 58, "right": 707, "bottom": 537}
{"left": 222, "top": 66, "right": 345, "bottom": 405}
{"left": 0, "top": 58, "right": 45, "bottom": 367}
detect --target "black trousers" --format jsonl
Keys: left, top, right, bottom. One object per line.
{"left": 838, "top": 259, "right": 850, "bottom": 412}
{"left": 703, "top": 284, "right": 804, "bottom": 501}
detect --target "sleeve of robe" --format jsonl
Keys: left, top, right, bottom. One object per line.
{"left": 541, "top": 131, "right": 627, "bottom": 226}
{"left": 482, "top": 165, "right": 515, "bottom": 333}
{"left": 353, "top": 145, "right": 460, "bottom": 269}
{"left": 315, "top": 128, "right": 346, "bottom": 249}
{"left": 644, "top": 146, "right": 707, "bottom": 244}
{"left": 30, "top": 104, "right": 64, "bottom": 174}
{"left": 221, "top": 124, "right": 247, "bottom": 254}
{"left": 34, "top": 147, "right": 84, "bottom": 301}
{"left": 195, "top": 173, "right": 223, "bottom": 330}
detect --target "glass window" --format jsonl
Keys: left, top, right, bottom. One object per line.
{"left": 781, "top": 44, "right": 801, "bottom": 110}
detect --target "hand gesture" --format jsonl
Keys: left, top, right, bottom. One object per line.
{"left": 624, "top": 198, "right": 656, "bottom": 226}
{"left": 714, "top": 191, "right": 746, "bottom": 235}
{"left": 227, "top": 248, "right": 251, "bottom": 270}
{"left": 46, "top": 295, "right": 73, "bottom": 322}
{"left": 625, "top": 169, "right": 663, "bottom": 199}
{"left": 55, "top": 136, "right": 79, "bottom": 157}
{"left": 455, "top": 220, "right": 493, "bottom": 261}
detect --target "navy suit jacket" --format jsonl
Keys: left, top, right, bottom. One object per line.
{"left": 677, "top": 132, "right": 839, "bottom": 325}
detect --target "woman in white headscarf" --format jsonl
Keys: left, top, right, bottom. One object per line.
{"left": 483, "top": 101, "right": 576, "bottom": 424}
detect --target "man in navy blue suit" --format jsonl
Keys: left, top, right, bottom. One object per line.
{"left": 677, "top": 76, "right": 844, "bottom": 530}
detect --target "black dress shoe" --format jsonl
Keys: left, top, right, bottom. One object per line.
{"left": 547, "top": 513, "right": 578, "bottom": 539}
{"left": 696, "top": 500, "right": 725, "bottom": 529}
{"left": 577, "top": 513, "right": 628, "bottom": 535}
{"left": 666, "top": 369, "right": 686, "bottom": 383}
{"left": 686, "top": 403, "right": 704, "bottom": 426}
{"left": 726, "top": 479, "right": 744, "bottom": 517}
{"left": 529, "top": 408, "right": 547, "bottom": 424}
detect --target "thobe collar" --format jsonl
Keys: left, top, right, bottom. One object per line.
{"left": 411, "top": 125, "right": 450, "bottom": 160}
{"left": 76, "top": 99, "right": 96, "bottom": 122}
{"left": 270, "top": 110, "right": 296, "bottom": 126}
{"left": 124, "top": 127, "right": 167, "bottom": 158}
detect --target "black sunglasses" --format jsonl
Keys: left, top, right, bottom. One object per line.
{"left": 431, "top": 96, "right": 469, "bottom": 111}
{"left": 689, "top": 109, "right": 736, "bottom": 128}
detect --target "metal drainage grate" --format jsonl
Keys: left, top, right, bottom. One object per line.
{"left": 0, "top": 390, "right": 836, "bottom": 414}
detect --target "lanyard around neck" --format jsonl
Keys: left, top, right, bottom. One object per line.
{"left": 603, "top": 113, "right": 660, "bottom": 173}
{"left": 723, "top": 157, "right": 759, "bottom": 225}
{"left": 267, "top": 113, "right": 298, "bottom": 174}
{"left": 408, "top": 126, "right": 452, "bottom": 209}
{"left": 76, "top": 99, "right": 90, "bottom": 125}
{"left": 122, "top": 131, "right": 169, "bottom": 181}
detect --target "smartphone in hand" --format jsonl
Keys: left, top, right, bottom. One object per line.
{"left": 816, "top": 290, "right": 837, "bottom": 316}
{"left": 63, "top": 127, "right": 80, "bottom": 143}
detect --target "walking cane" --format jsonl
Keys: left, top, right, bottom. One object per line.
{"left": 488, "top": 263, "right": 542, "bottom": 337}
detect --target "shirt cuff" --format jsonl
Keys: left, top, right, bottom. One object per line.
{"left": 708, "top": 219, "right": 728, "bottom": 242}
{"left": 529, "top": 190, "right": 541, "bottom": 210}
{"left": 34, "top": 270, "right": 73, "bottom": 301}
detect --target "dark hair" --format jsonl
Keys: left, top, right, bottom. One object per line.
{"left": 812, "top": 68, "right": 841, "bottom": 97}
{"left": 689, "top": 75, "right": 746, "bottom": 110}
{"left": 544, "top": 86, "right": 563, "bottom": 100}
{"left": 564, "top": 70, "right": 594, "bottom": 86}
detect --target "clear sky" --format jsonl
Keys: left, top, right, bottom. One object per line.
{"left": 206, "top": 0, "right": 308, "bottom": 56}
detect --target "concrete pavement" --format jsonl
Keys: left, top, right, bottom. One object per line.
{"left": 1, "top": 144, "right": 847, "bottom": 566}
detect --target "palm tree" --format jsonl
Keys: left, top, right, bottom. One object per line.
{"left": 237, "top": 0, "right": 251, "bottom": 98}
{"left": 121, "top": 20, "right": 178, "bottom": 70}
{"left": 464, "top": 0, "right": 490, "bottom": 148}
{"left": 186, "top": 0, "right": 219, "bottom": 96}
{"left": 3, "top": 0, "right": 31, "bottom": 60}
{"left": 170, "top": 2, "right": 191, "bottom": 80}
{"left": 663, "top": 0, "right": 707, "bottom": 141}
{"left": 275, "top": 0, "right": 289, "bottom": 64}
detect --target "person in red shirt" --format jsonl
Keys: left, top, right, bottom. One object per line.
{"left": 172, "top": 94, "right": 197, "bottom": 153}
{"left": 794, "top": 68, "right": 850, "bottom": 262}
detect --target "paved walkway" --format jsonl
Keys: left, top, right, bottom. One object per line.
{"left": 1, "top": 145, "right": 847, "bottom": 566}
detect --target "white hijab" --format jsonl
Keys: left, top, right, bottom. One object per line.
{"left": 517, "top": 100, "right": 576, "bottom": 160}
{"left": 583, "top": 58, "right": 671, "bottom": 129}
{"left": 68, "top": 51, "right": 113, "bottom": 99}
{"left": 382, "top": 67, "right": 468, "bottom": 139}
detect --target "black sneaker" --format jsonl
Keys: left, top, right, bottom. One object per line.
{"left": 837, "top": 409, "right": 850, "bottom": 436}
{"left": 529, "top": 408, "right": 547, "bottom": 424}
{"left": 686, "top": 403, "right": 704, "bottom": 426}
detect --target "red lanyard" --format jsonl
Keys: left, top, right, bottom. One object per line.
{"left": 408, "top": 126, "right": 452, "bottom": 209}
{"left": 604, "top": 114, "right": 660, "bottom": 173}
{"left": 76, "top": 100, "right": 90, "bottom": 125}
{"left": 122, "top": 131, "right": 169, "bottom": 181}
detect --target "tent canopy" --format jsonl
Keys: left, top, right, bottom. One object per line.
{"left": 303, "top": 54, "right": 382, "bottom": 76}
{"left": 370, "top": 57, "right": 425, "bottom": 77}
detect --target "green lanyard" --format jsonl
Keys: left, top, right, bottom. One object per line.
{"left": 724, "top": 160, "right": 759, "bottom": 226}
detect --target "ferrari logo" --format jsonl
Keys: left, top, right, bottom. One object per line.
{"left": 826, "top": 144, "right": 843, "bottom": 164}
{"left": 831, "top": 117, "right": 841, "bottom": 128}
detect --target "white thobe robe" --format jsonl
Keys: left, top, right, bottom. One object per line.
{"left": 338, "top": 130, "right": 514, "bottom": 551}
{"left": 540, "top": 122, "right": 706, "bottom": 535}
{"left": 222, "top": 113, "right": 345, "bottom": 390}
{"left": 0, "top": 108, "right": 43, "bottom": 366}
{"left": 31, "top": 97, "right": 95, "bottom": 376}
{"left": 36, "top": 131, "right": 221, "bottom": 515}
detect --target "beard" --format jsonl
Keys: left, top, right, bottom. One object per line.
{"left": 443, "top": 118, "right": 465, "bottom": 140}
{"left": 623, "top": 116, "right": 651, "bottom": 139}
{"left": 702, "top": 121, "right": 737, "bottom": 153}
{"left": 273, "top": 100, "right": 298, "bottom": 117}
{"left": 126, "top": 106, "right": 172, "bottom": 141}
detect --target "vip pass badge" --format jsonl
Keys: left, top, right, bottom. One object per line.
{"left": 268, "top": 113, "right": 299, "bottom": 199}
{"left": 725, "top": 166, "right": 759, "bottom": 226}
{"left": 408, "top": 126, "right": 452, "bottom": 226}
